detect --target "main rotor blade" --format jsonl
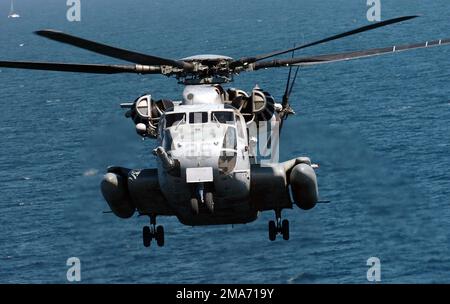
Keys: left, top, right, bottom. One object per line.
{"left": 232, "top": 15, "right": 418, "bottom": 67}
{"left": 254, "top": 38, "right": 450, "bottom": 69}
{"left": 35, "top": 29, "right": 192, "bottom": 69}
{"left": 0, "top": 60, "right": 162, "bottom": 74}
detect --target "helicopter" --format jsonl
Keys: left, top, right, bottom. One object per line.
{"left": 1, "top": 16, "right": 448, "bottom": 248}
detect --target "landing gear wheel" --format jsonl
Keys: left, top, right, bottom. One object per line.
{"left": 268, "top": 220, "right": 276, "bottom": 241}
{"left": 204, "top": 192, "right": 214, "bottom": 213}
{"left": 190, "top": 198, "right": 199, "bottom": 215}
{"left": 143, "top": 226, "right": 151, "bottom": 247}
{"left": 143, "top": 215, "right": 166, "bottom": 248}
{"left": 281, "top": 219, "right": 290, "bottom": 240}
{"left": 156, "top": 225, "right": 165, "bottom": 247}
{"left": 268, "top": 209, "right": 290, "bottom": 241}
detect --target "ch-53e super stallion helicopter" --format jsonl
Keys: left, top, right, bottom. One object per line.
{"left": 1, "top": 16, "right": 449, "bottom": 248}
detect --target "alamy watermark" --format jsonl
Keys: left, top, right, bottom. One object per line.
{"left": 367, "top": 0, "right": 381, "bottom": 22}
{"left": 163, "top": 117, "right": 280, "bottom": 166}
{"left": 63, "top": 256, "right": 381, "bottom": 282}
{"left": 67, "top": 0, "right": 81, "bottom": 22}
{"left": 366, "top": 257, "right": 381, "bottom": 282}
{"left": 66, "top": 257, "right": 81, "bottom": 282}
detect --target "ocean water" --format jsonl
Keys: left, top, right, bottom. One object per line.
{"left": 0, "top": 0, "right": 449, "bottom": 283}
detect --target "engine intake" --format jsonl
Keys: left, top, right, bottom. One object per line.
{"left": 101, "top": 171, "right": 135, "bottom": 218}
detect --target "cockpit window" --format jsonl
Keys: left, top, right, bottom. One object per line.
{"left": 189, "top": 112, "right": 208, "bottom": 124}
{"left": 165, "top": 113, "right": 186, "bottom": 127}
{"left": 211, "top": 111, "right": 234, "bottom": 124}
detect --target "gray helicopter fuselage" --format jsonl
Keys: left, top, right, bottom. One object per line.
{"left": 101, "top": 84, "right": 319, "bottom": 230}
{"left": 2, "top": 16, "right": 446, "bottom": 246}
{"left": 155, "top": 86, "right": 254, "bottom": 225}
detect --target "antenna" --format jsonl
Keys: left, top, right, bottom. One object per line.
{"left": 282, "top": 47, "right": 294, "bottom": 106}
{"left": 280, "top": 45, "right": 299, "bottom": 130}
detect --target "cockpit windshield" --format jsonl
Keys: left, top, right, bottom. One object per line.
{"left": 164, "top": 110, "right": 235, "bottom": 128}
{"left": 211, "top": 111, "right": 234, "bottom": 125}
{"left": 189, "top": 112, "right": 208, "bottom": 124}
{"left": 165, "top": 113, "right": 186, "bottom": 127}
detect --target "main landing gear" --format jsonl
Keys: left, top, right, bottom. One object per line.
{"left": 268, "top": 209, "right": 289, "bottom": 241}
{"left": 143, "top": 214, "right": 164, "bottom": 248}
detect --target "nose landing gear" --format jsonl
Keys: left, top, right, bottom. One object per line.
{"left": 143, "top": 214, "right": 165, "bottom": 248}
{"left": 190, "top": 183, "right": 215, "bottom": 215}
{"left": 204, "top": 191, "right": 214, "bottom": 213}
{"left": 268, "top": 209, "right": 289, "bottom": 241}
{"left": 190, "top": 197, "right": 200, "bottom": 215}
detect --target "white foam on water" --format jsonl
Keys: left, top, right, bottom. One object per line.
{"left": 83, "top": 169, "right": 99, "bottom": 177}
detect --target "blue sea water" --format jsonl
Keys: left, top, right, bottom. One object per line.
{"left": 0, "top": 0, "right": 449, "bottom": 283}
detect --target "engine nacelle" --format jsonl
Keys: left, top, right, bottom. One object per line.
{"left": 250, "top": 163, "right": 292, "bottom": 211}
{"left": 101, "top": 172, "right": 135, "bottom": 218}
{"left": 227, "top": 86, "right": 275, "bottom": 122}
{"left": 290, "top": 163, "right": 319, "bottom": 210}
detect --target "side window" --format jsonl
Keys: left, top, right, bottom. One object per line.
{"left": 189, "top": 112, "right": 208, "bottom": 124}
{"left": 236, "top": 115, "right": 245, "bottom": 139}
